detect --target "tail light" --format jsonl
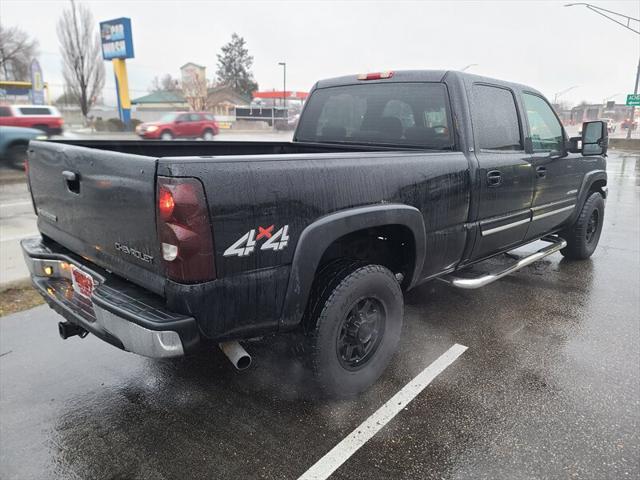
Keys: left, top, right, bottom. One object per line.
{"left": 156, "top": 176, "right": 215, "bottom": 283}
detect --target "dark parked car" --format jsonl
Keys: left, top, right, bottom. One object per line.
{"left": 22, "top": 70, "right": 608, "bottom": 396}
{"left": 136, "top": 112, "right": 219, "bottom": 140}
{"left": 0, "top": 126, "right": 47, "bottom": 169}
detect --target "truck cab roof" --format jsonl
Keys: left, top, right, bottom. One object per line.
{"left": 313, "top": 69, "right": 543, "bottom": 97}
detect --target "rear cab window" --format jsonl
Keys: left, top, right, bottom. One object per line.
{"left": 471, "top": 84, "right": 523, "bottom": 151}
{"left": 0, "top": 106, "right": 11, "bottom": 117}
{"left": 296, "top": 82, "right": 454, "bottom": 149}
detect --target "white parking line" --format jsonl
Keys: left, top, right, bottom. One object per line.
{"left": 298, "top": 343, "right": 468, "bottom": 480}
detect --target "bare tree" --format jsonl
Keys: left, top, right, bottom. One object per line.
{"left": 0, "top": 24, "right": 39, "bottom": 81}
{"left": 149, "top": 74, "right": 180, "bottom": 92}
{"left": 181, "top": 71, "right": 208, "bottom": 111}
{"left": 56, "top": 0, "right": 105, "bottom": 120}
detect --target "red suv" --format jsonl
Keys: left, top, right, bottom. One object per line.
{"left": 136, "top": 112, "right": 220, "bottom": 140}
{"left": 0, "top": 105, "right": 64, "bottom": 136}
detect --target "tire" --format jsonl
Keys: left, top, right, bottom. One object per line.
{"left": 560, "top": 192, "right": 605, "bottom": 260}
{"left": 202, "top": 129, "right": 215, "bottom": 141}
{"left": 33, "top": 125, "right": 50, "bottom": 136}
{"left": 6, "top": 144, "right": 28, "bottom": 170}
{"left": 160, "top": 131, "right": 173, "bottom": 140}
{"left": 304, "top": 263, "right": 403, "bottom": 397}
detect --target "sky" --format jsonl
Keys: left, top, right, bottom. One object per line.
{"left": 1, "top": 0, "right": 638, "bottom": 107}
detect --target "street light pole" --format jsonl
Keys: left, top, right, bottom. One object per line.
{"left": 460, "top": 63, "right": 478, "bottom": 72}
{"left": 565, "top": 3, "right": 639, "bottom": 138}
{"left": 278, "top": 62, "right": 287, "bottom": 123}
{"left": 553, "top": 85, "right": 578, "bottom": 105}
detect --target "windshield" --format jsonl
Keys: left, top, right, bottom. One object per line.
{"left": 296, "top": 82, "right": 453, "bottom": 149}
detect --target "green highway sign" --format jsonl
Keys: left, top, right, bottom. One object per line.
{"left": 627, "top": 94, "right": 640, "bottom": 106}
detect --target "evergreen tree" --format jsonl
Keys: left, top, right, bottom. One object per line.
{"left": 216, "top": 33, "right": 258, "bottom": 98}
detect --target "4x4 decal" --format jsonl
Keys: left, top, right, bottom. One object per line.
{"left": 223, "top": 225, "right": 290, "bottom": 257}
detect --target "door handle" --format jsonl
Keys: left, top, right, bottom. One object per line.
{"left": 62, "top": 170, "right": 77, "bottom": 182}
{"left": 62, "top": 170, "right": 80, "bottom": 193}
{"left": 536, "top": 166, "right": 547, "bottom": 178}
{"left": 487, "top": 170, "right": 502, "bottom": 187}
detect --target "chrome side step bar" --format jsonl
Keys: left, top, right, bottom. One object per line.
{"left": 439, "top": 236, "right": 567, "bottom": 290}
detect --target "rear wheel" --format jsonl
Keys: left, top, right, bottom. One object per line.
{"left": 33, "top": 125, "right": 50, "bottom": 136}
{"left": 202, "top": 129, "right": 215, "bottom": 141}
{"left": 160, "top": 131, "right": 173, "bottom": 140}
{"left": 560, "top": 192, "right": 605, "bottom": 260}
{"left": 6, "top": 144, "right": 28, "bottom": 170}
{"left": 304, "top": 263, "right": 403, "bottom": 397}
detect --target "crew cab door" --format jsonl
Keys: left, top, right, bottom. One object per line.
{"left": 469, "top": 84, "right": 535, "bottom": 260}
{"left": 520, "top": 92, "right": 583, "bottom": 240}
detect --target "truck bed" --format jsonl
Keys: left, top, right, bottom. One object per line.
{"left": 45, "top": 139, "right": 419, "bottom": 158}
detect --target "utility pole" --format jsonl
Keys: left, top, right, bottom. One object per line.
{"left": 278, "top": 62, "right": 287, "bottom": 123}
{"left": 565, "top": 3, "right": 639, "bottom": 138}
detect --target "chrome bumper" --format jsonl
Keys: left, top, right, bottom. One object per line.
{"left": 22, "top": 237, "right": 199, "bottom": 358}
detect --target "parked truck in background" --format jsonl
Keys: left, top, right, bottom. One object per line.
{"left": 22, "top": 70, "right": 608, "bottom": 396}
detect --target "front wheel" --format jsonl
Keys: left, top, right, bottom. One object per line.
{"left": 304, "top": 263, "right": 403, "bottom": 397}
{"left": 160, "top": 131, "right": 173, "bottom": 140}
{"left": 6, "top": 144, "right": 28, "bottom": 170}
{"left": 560, "top": 192, "right": 605, "bottom": 260}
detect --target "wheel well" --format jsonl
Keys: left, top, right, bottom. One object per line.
{"left": 588, "top": 179, "right": 606, "bottom": 196}
{"left": 4, "top": 140, "right": 28, "bottom": 157}
{"left": 315, "top": 225, "right": 416, "bottom": 290}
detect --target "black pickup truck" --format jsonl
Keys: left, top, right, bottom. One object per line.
{"left": 22, "top": 70, "right": 608, "bottom": 396}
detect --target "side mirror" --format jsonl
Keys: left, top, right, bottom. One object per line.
{"left": 581, "top": 120, "right": 608, "bottom": 156}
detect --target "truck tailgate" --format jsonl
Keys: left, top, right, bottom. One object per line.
{"left": 28, "top": 141, "right": 165, "bottom": 295}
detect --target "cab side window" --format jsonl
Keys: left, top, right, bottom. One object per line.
{"left": 177, "top": 114, "right": 190, "bottom": 122}
{"left": 471, "top": 85, "right": 523, "bottom": 151}
{"left": 523, "top": 93, "right": 563, "bottom": 153}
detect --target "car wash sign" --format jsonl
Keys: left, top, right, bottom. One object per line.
{"left": 100, "top": 18, "right": 134, "bottom": 60}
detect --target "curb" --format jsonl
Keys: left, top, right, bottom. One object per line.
{"left": 0, "top": 278, "right": 32, "bottom": 294}
{"left": 0, "top": 170, "right": 27, "bottom": 186}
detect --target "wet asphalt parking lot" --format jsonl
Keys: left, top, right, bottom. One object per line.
{"left": 1, "top": 150, "right": 638, "bottom": 480}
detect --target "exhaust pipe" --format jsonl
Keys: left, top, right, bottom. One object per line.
{"left": 219, "top": 341, "right": 252, "bottom": 370}
{"left": 58, "top": 321, "right": 87, "bottom": 340}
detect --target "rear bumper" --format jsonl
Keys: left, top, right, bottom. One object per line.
{"left": 21, "top": 236, "right": 200, "bottom": 358}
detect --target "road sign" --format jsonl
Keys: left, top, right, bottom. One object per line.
{"left": 627, "top": 94, "right": 640, "bottom": 106}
